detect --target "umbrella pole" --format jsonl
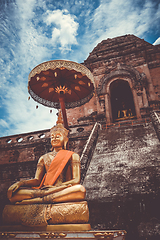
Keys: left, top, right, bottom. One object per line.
{"left": 59, "top": 93, "right": 69, "bottom": 150}
{"left": 59, "top": 92, "right": 69, "bottom": 130}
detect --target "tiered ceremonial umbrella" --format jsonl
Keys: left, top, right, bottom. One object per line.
{"left": 28, "top": 60, "right": 95, "bottom": 130}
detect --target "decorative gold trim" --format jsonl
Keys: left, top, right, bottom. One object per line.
{"left": 0, "top": 229, "right": 127, "bottom": 239}
{"left": 28, "top": 60, "right": 95, "bottom": 87}
{"left": 55, "top": 85, "right": 68, "bottom": 94}
{"left": 94, "top": 230, "right": 127, "bottom": 239}
{"left": 28, "top": 88, "right": 94, "bottom": 109}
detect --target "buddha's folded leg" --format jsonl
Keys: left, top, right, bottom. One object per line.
{"left": 16, "top": 197, "right": 43, "bottom": 204}
{"left": 14, "top": 185, "right": 86, "bottom": 204}
{"left": 43, "top": 184, "right": 86, "bottom": 203}
{"left": 9, "top": 189, "right": 36, "bottom": 203}
{"left": 9, "top": 188, "right": 52, "bottom": 203}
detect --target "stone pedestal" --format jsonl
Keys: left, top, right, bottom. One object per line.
{"left": 1, "top": 201, "right": 126, "bottom": 239}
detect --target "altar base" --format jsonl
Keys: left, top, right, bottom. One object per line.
{"left": 2, "top": 201, "right": 89, "bottom": 227}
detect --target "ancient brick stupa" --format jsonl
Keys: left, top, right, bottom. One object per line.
{"left": 1, "top": 35, "right": 160, "bottom": 240}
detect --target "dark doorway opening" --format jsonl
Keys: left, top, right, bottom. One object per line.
{"left": 110, "top": 80, "right": 136, "bottom": 122}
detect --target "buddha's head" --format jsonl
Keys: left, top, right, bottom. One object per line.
{"left": 50, "top": 111, "right": 69, "bottom": 150}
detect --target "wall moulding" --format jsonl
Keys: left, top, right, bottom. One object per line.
{"left": 96, "top": 64, "right": 147, "bottom": 95}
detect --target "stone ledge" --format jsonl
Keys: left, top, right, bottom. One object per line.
{"left": 0, "top": 229, "right": 127, "bottom": 240}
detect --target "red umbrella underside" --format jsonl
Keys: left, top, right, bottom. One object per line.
{"left": 28, "top": 67, "right": 94, "bottom": 109}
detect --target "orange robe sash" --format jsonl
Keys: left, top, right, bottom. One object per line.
{"left": 35, "top": 150, "right": 73, "bottom": 189}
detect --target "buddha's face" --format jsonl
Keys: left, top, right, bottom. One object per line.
{"left": 51, "top": 131, "right": 64, "bottom": 148}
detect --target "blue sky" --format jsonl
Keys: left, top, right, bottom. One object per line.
{"left": 0, "top": 0, "right": 160, "bottom": 137}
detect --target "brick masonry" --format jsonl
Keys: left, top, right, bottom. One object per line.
{"left": 67, "top": 35, "right": 160, "bottom": 125}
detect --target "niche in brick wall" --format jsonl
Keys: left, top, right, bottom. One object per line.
{"left": 110, "top": 79, "right": 136, "bottom": 122}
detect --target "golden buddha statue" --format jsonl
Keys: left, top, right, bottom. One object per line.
{"left": 3, "top": 111, "right": 90, "bottom": 229}
{"left": 7, "top": 111, "right": 86, "bottom": 205}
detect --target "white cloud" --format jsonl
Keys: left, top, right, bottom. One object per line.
{"left": 3, "top": 80, "right": 58, "bottom": 136}
{"left": 15, "top": 0, "right": 52, "bottom": 70}
{"left": 16, "top": 0, "right": 39, "bottom": 20}
{"left": 44, "top": 9, "right": 79, "bottom": 50}
{"left": 0, "top": 119, "right": 9, "bottom": 129}
{"left": 0, "top": 0, "right": 60, "bottom": 137}
{"left": 76, "top": 0, "right": 160, "bottom": 60}
{"left": 153, "top": 37, "right": 160, "bottom": 45}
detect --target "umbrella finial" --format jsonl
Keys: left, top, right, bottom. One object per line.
{"left": 56, "top": 110, "right": 63, "bottom": 125}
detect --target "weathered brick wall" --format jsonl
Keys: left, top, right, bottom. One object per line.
{"left": 150, "top": 67, "right": 160, "bottom": 100}
{"left": 67, "top": 96, "right": 98, "bottom": 125}
{"left": 83, "top": 122, "right": 160, "bottom": 239}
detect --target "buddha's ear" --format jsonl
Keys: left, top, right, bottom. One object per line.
{"left": 64, "top": 137, "right": 68, "bottom": 150}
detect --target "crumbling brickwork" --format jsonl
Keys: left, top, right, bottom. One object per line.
{"left": 83, "top": 121, "right": 160, "bottom": 239}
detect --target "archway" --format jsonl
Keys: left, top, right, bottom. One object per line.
{"left": 110, "top": 80, "right": 136, "bottom": 122}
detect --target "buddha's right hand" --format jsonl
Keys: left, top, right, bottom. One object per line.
{"left": 7, "top": 181, "right": 23, "bottom": 199}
